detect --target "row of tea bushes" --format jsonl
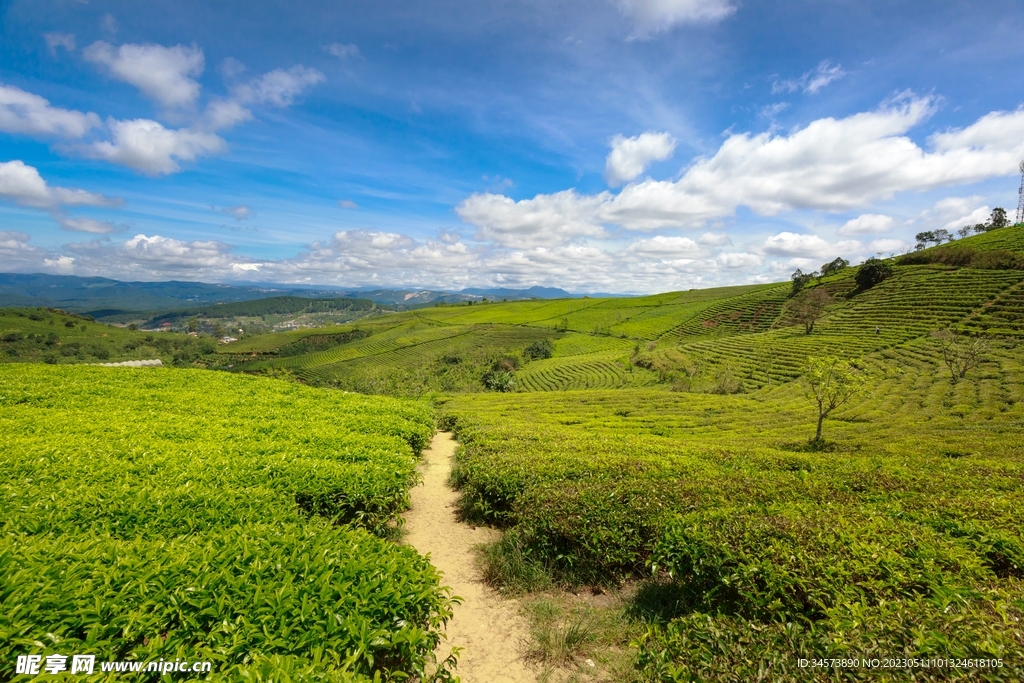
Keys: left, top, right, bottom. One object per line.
{"left": 1, "top": 365, "right": 450, "bottom": 681}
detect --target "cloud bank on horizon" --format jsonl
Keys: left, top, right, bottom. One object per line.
{"left": 1, "top": 0, "right": 1023, "bottom": 293}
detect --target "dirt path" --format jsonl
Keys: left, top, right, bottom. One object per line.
{"left": 404, "top": 432, "right": 536, "bottom": 683}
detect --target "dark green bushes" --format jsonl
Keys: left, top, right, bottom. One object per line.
{"left": 897, "top": 246, "right": 1023, "bottom": 270}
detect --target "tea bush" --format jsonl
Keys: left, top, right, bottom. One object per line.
{"left": 0, "top": 365, "right": 450, "bottom": 681}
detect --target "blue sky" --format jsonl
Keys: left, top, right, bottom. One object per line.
{"left": 1, "top": 0, "right": 1023, "bottom": 293}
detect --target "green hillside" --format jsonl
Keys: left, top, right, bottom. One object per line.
{"left": 7, "top": 225, "right": 1022, "bottom": 680}
{"left": 0, "top": 365, "right": 451, "bottom": 681}
{"left": 221, "top": 227, "right": 1024, "bottom": 402}
{"left": 0, "top": 307, "right": 219, "bottom": 365}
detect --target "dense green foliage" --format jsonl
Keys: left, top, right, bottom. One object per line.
{"left": 438, "top": 321, "right": 1024, "bottom": 678}
{"left": 0, "top": 307, "right": 219, "bottom": 365}
{"left": 0, "top": 366, "right": 450, "bottom": 681}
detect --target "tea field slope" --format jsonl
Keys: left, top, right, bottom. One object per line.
{"left": 0, "top": 365, "right": 451, "bottom": 681}
{"left": 437, "top": 336, "right": 1024, "bottom": 679}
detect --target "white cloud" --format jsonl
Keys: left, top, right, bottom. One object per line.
{"left": 624, "top": 235, "right": 704, "bottom": 258}
{"left": 324, "top": 43, "right": 360, "bottom": 59}
{"left": 772, "top": 61, "right": 847, "bottom": 95}
{"left": 220, "top": 57, "right": 247, "bottom": 80}
{"left": 122, "top": 234, "right": 234, "bottom": 268}
{"left": 615, "top": 0, "right": 736, "bottom": 38}
{"left": 56, "top": 216, "right": 122, "bottom": 234}
{"left": 44, "top": 33, "right": 76, "bottom": 54}
{"left": 715, "top": 251, "right": 762, "bottom": 269}
{"left": 698, "top": 231, "right": 732, "bottom": 246}
{"left": 868, "top": 238, "right": 908, "bottom": 254}
{"left": 839, "top": 213, "right": 894, "bottom": 236}
{"left": 85, "top": 118, "right": 226, "bottom": 175}
{"left": 84, "top": 41, "right": 205, "bottom": 109}
{"left": 762, "top": 231, "right": 834, "bottom": 258}
{"left": 0, "top": 160, "right": 121, "bottom": 209}
{"left": 219, "top": 204, "right": 253, "bottom": 220}
{"left": 337, "top": 199, "right": 359, "bottom": 210}
{"left": 760, "top": 102, "right": 790, "bottom": 119}
{"left": 458, "top": 96, "right": 1024, "bottom": 240}
{"left": 0, "top": 84, "right": 101, "bottom": 138}
{"left": 920, "top": 196, "right": 991, "bottom": 231}
{"left": 944, "top": 206, "right": 990, "bottom": 231}
{"left": 605, "top": 131, "right": 677, "bottom": 186}
{"left": 457, "top": 189, "right": 610, "bottom": 247}
{"left": 232, "top": 66, "right": 324, "bottom": 107}
{"left": 203, "top": 99, "right": 252, "bottom": 130}
{"left": 0, "top": 230, "right": 31, "bottom": 250}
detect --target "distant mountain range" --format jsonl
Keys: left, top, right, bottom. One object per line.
{"left": 0, "top": 273, "right": 628, "bottom": 317}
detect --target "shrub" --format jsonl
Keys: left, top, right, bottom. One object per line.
{"left": 524, "top": 338, "right": 554, "bottom": 360}
{"left": 854, "top": 257, "right": 893, "bottom": 289}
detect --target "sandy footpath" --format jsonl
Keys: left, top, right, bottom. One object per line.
{"left": 404, "top": 432, "right": 536, "bottom": 683}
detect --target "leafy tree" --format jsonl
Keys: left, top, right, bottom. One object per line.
{"left": 990, "top": 207, "right": 1008, "bottom": 229}
{"left": 187, "top": 317, "right": 199, "bottom": 333}
{"left": 523, "top": 338, "right": 554, "bottom": 360}
{"left": 790, "top": 268, "right": 817, "bottom": 295}
{"left": 931, "top": 329, "right": 990, "bottom": 384}
{"left": 914, "top": 231, "right": 935, "bottom": 250}
{"left": 803, "top": 356, "right": 865, "bottom": 442}
{"left": 971, "top": 222, "right": 988, "bottom": 234}
{"left": 819, "top": 257, "right": 849, "bottom": 279}
{"left": 790, "top": 288, "right": 832, "bottom": 334}
{"left": 854, "top": 257, "right": 893, "bottom": 289}
{"left": 934, "top": 228, "right": 952, "bottom": 244}
{"left": 957, "top": 226, "right": 972, "bottom": 239}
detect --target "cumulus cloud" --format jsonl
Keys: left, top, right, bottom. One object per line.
{"left": 605, "top": 132, "right": 677, "bottom": 186}
{"left": 698, "top": 231, "right": 732, "bottom": 246}
{"left": 624, "top": 235, "right": 704, "bottom": 258}
{"left": 762, "top": 231, "right": 834, "bottom": 258}
{"left": 615, "top": 0, "right": 736, "bottom": 38}
{"left": 772, "top": 61, "right": 847, "bottom": 94}
{"left": 44, "top": 33, "right": 76, "bottom": 54}
{"left": 324, "top": 43, "right": 360, "bottom": 59}
{"left": 839, "top": 213, "right": 894, "bottom": 236}
{"left": 921, "top": 196, "right": 991, "bottom": 231}
{"left": 457, "top": 96, "right": 1024, "bottom": 242}
{"left": 0, "top": 84, "right": 101, "bottom": 138}
{"left": 457, "top": 189, "right": 610, "bottom": 247}
{"left": 203, "top": 99, "right": 252, "bottom": 130}
{"left": 868, "top": 238, "right": 909, "bottom": 254}
{"left": 232, "top": 66, "right": 324, "bottom": 107}
{"left": 0, "top": 160, "right": 121, "bottom": 209}
{"left": 84, "top": 41, "right": 205, "bottom": 109}
{"left": 85, "top": 118, "right": 226, "bottom": 175}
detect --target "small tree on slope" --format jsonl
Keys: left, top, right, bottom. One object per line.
{"left": 932, "top": 329, "right": 990, "bottom": 385}
{"left": 791, "top": 288, "right": 832, "bottom": 334}
{"left": 804, "top": 356, "right": 865, "bottom": 443}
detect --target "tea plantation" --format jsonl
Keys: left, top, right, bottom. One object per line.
{"left": 0, "top": 365, "right": 451, "bottom": 681}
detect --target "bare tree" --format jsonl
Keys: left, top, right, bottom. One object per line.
{"left": 790, "top": 289, "right": 832, "bottom": 334}
{"left": 804, "top": 356, "right": 865, "bottom": 442}
{"left": 932, "top": 329, "right": 990, "bottom": 384}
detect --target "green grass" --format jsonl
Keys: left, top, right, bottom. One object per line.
{"left": 0, "top": 365, "right": 452, "bottom": 681}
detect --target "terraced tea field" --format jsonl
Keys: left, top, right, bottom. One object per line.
{"left": 439, "top": 330, "right": 1024, "bottom": 679}
{"left": 0, "top": 365, "right": 451, "bottom": 681}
